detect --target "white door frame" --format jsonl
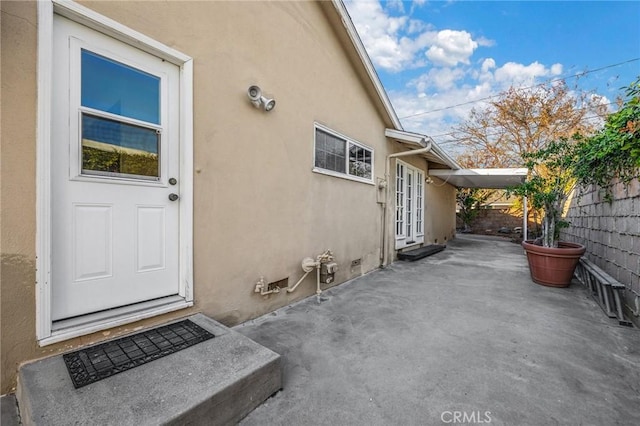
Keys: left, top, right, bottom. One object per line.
{"left": 36, "top": 0, "right": 194, "bottom": 345}
{"left": 395, "top": 160, "right": 425, "bottom": 249}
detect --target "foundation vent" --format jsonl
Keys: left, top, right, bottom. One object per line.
{"left": 268, "top": 278, "right": 289, "bottom": 290}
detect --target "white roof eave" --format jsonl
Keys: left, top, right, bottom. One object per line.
{"left": 429, "top": 168, "right": 528, "bottom": 189}
{"left": 384, "top": 129, "right": 461, "bottom": 170}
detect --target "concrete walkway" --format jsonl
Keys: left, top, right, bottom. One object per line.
{"left": 236, "top": 234, "right": 640, "bottom": 426}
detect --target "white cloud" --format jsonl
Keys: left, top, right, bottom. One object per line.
{"left": 409, "top": 67, "right": 467, "bottom": 92}
{"left": 550, "top": 63, "right": 563, "bottom": 75}
{"left": 344, "top": 1, "right": 574, "bottom": 157}
{"left": 481, "top": 58, "right": 496, "bottom": 73}
{"left": 472, "top": 58, "right": 496, "bottom": 84}
{"left": 425, "top": 30, "right": 478, "bottom": 67}
{"left": 392, "top": 59, "right": 570, "bottom": 153}
{"left": 410, "top": 0, "right": 427, "bottom": 13}
{"left": 476, "top": 36, "right": 496, "bottom": 47}
{"left": 386, "top": 0, "right": 405, "bottom": 13}
{"left": 407, "top": 19, "right": 428, "bottom": 34}
{"left": 389, "top": 84, "right": 494, "bottom": 156}
{"left": 346, "top": 1, "right": 483, "bottom": 72}
{"left": 346, "top": 1, "right": 411, "bottom": 72}
{"left": 493, "top": 61, "right": 562, "bottom": 85}
{"left": 589, "top": 93, "right": 610, "bottom": 106}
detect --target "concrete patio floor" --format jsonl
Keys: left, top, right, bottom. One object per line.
{"left": 236, "top": 234, "right": 640, "bottom": 425}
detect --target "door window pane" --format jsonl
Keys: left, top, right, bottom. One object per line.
{"left": 81, "top": 49, "right": 160, "bottom": 124}
{"left": 396, "top": 163, "right": 405, "bottom": 237}
{"left": 406, "top": 172, "right": 413, "bottom": 238}
{"left": 395, "top": 163, "right": 425, "bottom": 244}
{"left": 82, "top": 114, "right": 159, "bottom": 178}
{"left": 416, "top": 172, "right": 424, "bottom": 234}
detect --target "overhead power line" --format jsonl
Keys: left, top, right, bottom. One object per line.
{"left": 432, "top": 113, "right": 609, "bottom": 145}
{"left": 428, "top": 99, "right": 617, "bottom": 140}
{"left": 398, "top": 57, "right": 640, "bottom": 120}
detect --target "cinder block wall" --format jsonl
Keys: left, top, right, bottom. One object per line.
{"left": 457, "top": 208, "right": 535, "bottom": 235}
{"left": 561, "top": 179, "right": 640, "bottom": 324}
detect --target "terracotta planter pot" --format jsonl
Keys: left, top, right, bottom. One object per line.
{"left": 521, "top": 240, "right": 586, "bottom": 288}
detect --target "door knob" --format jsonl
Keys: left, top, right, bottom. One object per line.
{"left": 168, "top": 193, "right": 179, "bottom": 201}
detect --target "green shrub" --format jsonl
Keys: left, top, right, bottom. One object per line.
{"left": 83, "top": 146, "right": 158, "bottom": 177}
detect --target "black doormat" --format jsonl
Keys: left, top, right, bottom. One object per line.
{"left": 63, "top": 319, "right": 214, "bottom": 389}
{"left": 397, "top": 244, "right": 446, "bottom": 261}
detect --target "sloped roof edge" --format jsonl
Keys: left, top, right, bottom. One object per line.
{"left": 429, "top": 140, "right": 461, "bottom": 170}
{"left": 331, "top": 2, "right": 461, "bottom": 172}
{"left": 331, "top": 0, "right": 403, "bottom": 130}
{"left": 384, "top": 129, "right": 461, "bottom": 170}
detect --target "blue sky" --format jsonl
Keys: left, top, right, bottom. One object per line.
{"left": 343, "top": 0, "right": 640, "bottom": 153}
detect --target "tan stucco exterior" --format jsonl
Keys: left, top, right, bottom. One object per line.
{"left": 425, "top": 175, "right": 458, "bottom": 244}
{"left": 0, "top": 0, "right": 457, "bottom": 393}
{"left": 2, "top": 0, "right": 41, "bottom": 396}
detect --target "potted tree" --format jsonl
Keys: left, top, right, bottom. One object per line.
{"left": 510, "top": 136, "right": 586, "bottom": 287}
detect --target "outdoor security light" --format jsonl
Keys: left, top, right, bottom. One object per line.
{"left": 247, "top": 85, "right": 276, "bottom": 112}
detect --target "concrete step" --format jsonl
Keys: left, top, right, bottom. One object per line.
{"left": 17, "top": 314, "right": 281, "bottom": 426}
{"left": 1, "top": 394, "right": 20, "bottom": 426}
{"left": 397, "top": 244, "right": 446, "bottom": 261}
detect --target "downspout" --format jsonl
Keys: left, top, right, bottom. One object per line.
{"left": 381, "top": 139, "right": 433, "bottom": 268}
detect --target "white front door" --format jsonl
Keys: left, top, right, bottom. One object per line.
{"left": 395, "top": 161, "right": 425, "bottom": 249}
{"left": 51, "top": 16, "right": 181, "bottom": 321}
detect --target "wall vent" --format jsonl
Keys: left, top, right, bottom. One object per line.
{"left": 268, "top": 278, "right": 289, "bottom": 291}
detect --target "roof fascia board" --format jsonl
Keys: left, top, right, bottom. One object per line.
{"left": 467, "top": 168, "right": 528, "bottom": 176}
{"left": 331, "top": 0, "right": 403, "bottom": 130}
{"left": 430, "top": 168, "right": 528, "bottom": 177}
{"left": 429, "top": 168, "right": 528, "bottom": 188}
{"left": 384, "top": 128, "right": 425, "bottom": 147}
{"left": 385, "top": 128, "right": 461, "bottom": 170}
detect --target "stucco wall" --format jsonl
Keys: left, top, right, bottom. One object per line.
{"left": 0, "top": 0, "right": 457, "bottom": 393}
{"left": 424, "top": 175, "right": 457, "bottom": 245}
{"left": 561, "top": 180, "right": 640, "bottom": 325}
{"left": 2, "top": 0, "right": 40, "bottom": 395}
{"left": 389, "top": 155, "right": 457, "bottom": 251}
{"left": 79, "top": 0, "right": 392, "bottom": 325}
